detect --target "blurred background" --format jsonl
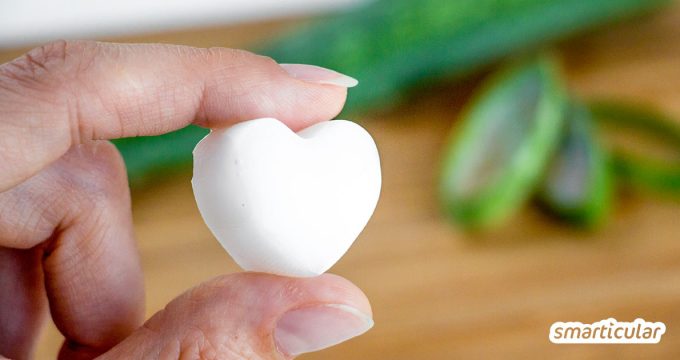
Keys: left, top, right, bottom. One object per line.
{"left": 2, "top": 0, "right": 680, "bottom": 358}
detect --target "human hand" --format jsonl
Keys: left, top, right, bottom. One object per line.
{"left": 0, "top": 41, "right": 372, "bottom": 360}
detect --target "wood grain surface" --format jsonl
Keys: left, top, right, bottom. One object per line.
{"left": 2, "top": 3, "right": 680, "bottom": 359}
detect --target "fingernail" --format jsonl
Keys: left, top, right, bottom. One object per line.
{"left": 280, "top": 64, "right": 358, "bottom": 88}
{"left": 274, "top": 304, "right": 373, "bottom": 356}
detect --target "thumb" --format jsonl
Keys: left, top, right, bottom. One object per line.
{"left": 95, "top": 273, "right": 373, "bottom": 360}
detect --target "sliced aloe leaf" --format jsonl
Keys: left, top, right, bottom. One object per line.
{"left": 537, "top": 101, "right": 612, "bottom": 227}
{"left": 589, "top": 101, "right": 680, "bottom": 196}
{"left": 439, "top": 55, "right": 567, "bottom": 229}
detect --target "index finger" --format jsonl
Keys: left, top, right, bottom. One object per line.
{"left": 0, "top": 40, "right": 351, "bottom": 191}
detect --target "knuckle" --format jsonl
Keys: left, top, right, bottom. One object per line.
{"left": 178, "top": 326, "right": 261, "bottom": 360}
{"left": 0, "top": 182, "right": 60, "bottom": 248}
{"left": 0, "top": 142, "right": 128, "bottom": 249}
{"left": 26, "top": 40, "right": 70, "bottom": 69}
{"left": 161, "top": 276, "right": 270, "bottom": 359}
{"left": 10, "top": 40, "right": 69, "bottom": 78}
{"left": 3, "top": 40, "right": 74, "bottom": 79}
{"left": 178, "top": 327, "right": 220, "bottom": 360}
{"left": 0, "top": 40, "right": 98, "bottom": 100}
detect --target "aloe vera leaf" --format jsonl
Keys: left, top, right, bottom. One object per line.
{"left": 590, "top": 101, "right": 680, "bottom": 196}
{"left": 262, "top": 0, "right": 670, "bottom": 113}
{"left": 537, "top": 101, "right": 613, "bottom": 227}
{"left": 439, "top": 55, "right": 567, "bottom": 229}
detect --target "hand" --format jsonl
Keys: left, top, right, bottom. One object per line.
{"left": 0, "top": 41, "right": 372, "bottom": 360}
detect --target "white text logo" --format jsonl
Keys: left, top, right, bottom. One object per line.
{"left": 549, "top": 318, "right": 665, "bottom": 344}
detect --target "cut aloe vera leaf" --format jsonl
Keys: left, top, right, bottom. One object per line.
{"left": 439, "top": 56, "right": 567, "bottom": 229}
{"left": 537, "top": 101, "right": 613, "bottom": 227}
{"left": 589, "top": 101, "right": 680, "bottom": 196}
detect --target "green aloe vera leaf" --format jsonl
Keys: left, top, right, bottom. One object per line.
{"left": 590, "top": 101, "right": 680, "bottom": 196}
{"left": 261, "top": 0, "right": 670, "bottom": 114}
{"left": 537, "top": 101, "right": 613, "bottom": 227}
{"left": 439, "top": 55, "right": 567, "bottom": 229}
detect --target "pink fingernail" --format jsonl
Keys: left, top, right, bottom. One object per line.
{"left": 274, "top": 304, "right": 373, "bottom": 356}
{"left": 280, "top": 64, "right": 359, "bottom": 88}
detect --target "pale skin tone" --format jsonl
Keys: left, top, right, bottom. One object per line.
{"left": 0, "top": 40, "right": 372, "bottom": 359}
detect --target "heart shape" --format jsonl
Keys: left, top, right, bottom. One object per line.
{"left": 192, "top": 118, "right": 381, "bottom": 277}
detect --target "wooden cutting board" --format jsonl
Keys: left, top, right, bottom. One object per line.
{"left": 2, "top": 3, "right": 680, "bottom": 359}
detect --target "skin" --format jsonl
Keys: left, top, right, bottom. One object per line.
{"left": 0, "top": 40, "right": 371, "bottom": 360}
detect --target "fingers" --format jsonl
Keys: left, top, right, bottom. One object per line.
{"left": 99, "top": 273, "right": 373, "bottom": 360}
{"left": 0, "top": 247, "right": 47, "bottom": 360}
{"left": 0, "top": 40, "right": 350, "bottom": 191}
{"left": 0, "top": 141, "right": 144, "bottom": 358}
